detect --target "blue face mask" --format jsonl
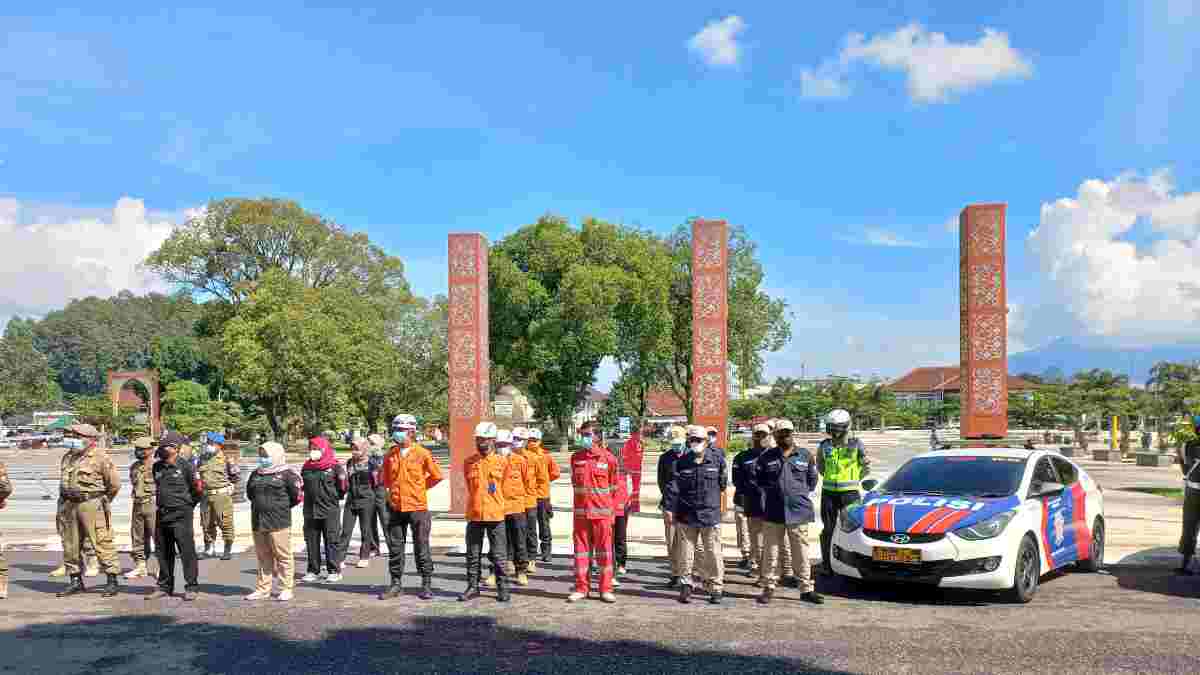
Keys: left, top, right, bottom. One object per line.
{"left": 64, "top": 438, "right": 85, "bottom": 450}
{"left": 392, "top": 431, "right": 407, "bottom": 444}
{"left": 257, "top": 457, "right": 273, "bottom": 469}
{"left": 670, "top": 442, "right": 684, "bottom": 454}
{"left": 580, "top": 435, "right": 593, "bottom": 450}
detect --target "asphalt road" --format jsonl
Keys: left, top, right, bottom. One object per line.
{"left": 2, "top": 551, "right": 1199, "bottom": 674}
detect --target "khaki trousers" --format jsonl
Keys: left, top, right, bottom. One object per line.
{"left": 664, "top": 513, "right": 707, "bottom": 577}
{"left": 252, "top": 529, "right": 295, "bottom": 594}
{"left": 61, "top": 498, "right": 119, "bottom": 575}
{"left": 202, "top": 492, "right": 236, "bottom": 545}
{"left": 735, "top": 509, "right": 752, "bottom": 558}
{"left": 761, "top": 521, "right": 813, "bottom": 592}
{"left": 130, "top": 500, "right": 156, "bottom": 564}
{"left": 751, "top": 517, "right": 792, "bottom": 578}
{"left": 674, "top": 524, "right": 724, "bottom": 591}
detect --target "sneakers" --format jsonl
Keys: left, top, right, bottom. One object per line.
{"left": 202, "top": 544, "right": 215, "bottom": 559}
{"left": 125, "top": 563, "right": 147, "bottom": 579}
{"left": 611, "top": 576, "right": 621, "bottom": 588}
{"left": 277, "top": 590, "right": 294, "bottom": 602}
{"left": 458, "top": 586, "right": 481, "bottom": 602}
{"left": 339, "top": 561, "right": 347, "bottom": 570}
{"left": 300, "top": 573, "right": 319, "bottom": 583}
{"left": 801, "top": 591, "right": 825, "bottom": 605}
{"left": 84, "top": 562, "right": 99, "bottom": 578}
{"left": 566, "top": 591, "right": 586, "bottom": 603}
{"left": 418, "top": 577, "right": 434, "bottom": 601}
{"left": 616, "top": 566, "right": 627, "bottom": 576}
{"left": 49, "top": 565, "right": 67, "bottom": 577}
{"left": 379, "top": 583, "right": 403, "bottom": 600}
{"left": 600, "top": 592, "right": 617, "bottom": 603}
{"left": 514, "top": 573, "right": 529, "bottom": 587}
{"left": 355, "top": 559, "right": 370, "bottom": 569}
{"left": 482, "top": 573, "right": 496, "bottom": 588}
{"left": 221, "top": 542, "right": 233, "bottom": 561}
{"left": 182, "top": 590, "right": 198, "bottom": 601}
{"left": 527, "top": 560, "right": 538, "bottom": 573}
{"left": 708, "top": 591, "right": 723, "bottom": 605}
{"left": 145, "top": 589, "right": 171, "bottom": 600}
{"left": 781, "top": 576, "right": 800, "bottom": 589}
{"left": 244, "top": 590, "right": 271, "bottom": 600}
{"left": 325, "top": 573, "right": 343, "bottom": 583}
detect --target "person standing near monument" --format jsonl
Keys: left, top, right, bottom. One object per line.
{"left": 754, "top": 419, "right": 822, "bottom": 605}
{"left": 125, "top": 436, "right": 157, "bottom": 579}
{"left": 662, "top": 425, "right": 727, "bottom": 604}
{"left": 198, "top": 432, "right": 240, "bottom": 561}
{"left": 460, "top": 422, "right": 510, "bottom": 603}
{"left": 1177, "top": 415, "right": 1200, "bottom": 575}
{"left": 0, "top": 459, "right": 11, "bottom": 599}
{"left": 567, "top": 423, "right": 618, "bottom": 603}
{"left": 148, "top": 431, "right": 203, "bottom": 601}
{"left": 817, "top": 409, "right": 870, "bottom": 575}
{"left": 658, "top": 425, "right": 688, "bottom": 588}
{"left": 56, "top": 423, "right": 122, "bottom": 598}
{"left": 380, "top": 414, "right": 442, "bottom": 600}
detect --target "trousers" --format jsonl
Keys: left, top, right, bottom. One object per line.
{"left": 674, "top": 524, "right": 724, "bottom": 591}
{"left": 734, "top": 509, "right": 752, "bottom": 557}
{"left": 369, "top": 489, "right": 390, "bottom": 555}
{"left": 536, "top": 498, "right": 553, "bottom": 553}
{"left": 573, "top": 517, "right": 614, "bottom": 594}
{"left": 338, "top": 500, "right": 376, "bottom": 561}
{"left": 61, "top": 497, "right": 119, "bottom": 575}
{"left": 761, "top": 521, "right": 814, "bottom": 592}
{"left": 500, "top": 513, "right": 527, "bottom": 571}
{"left": 821, "top": 490, "right": 861, "bottom": 570}
{"left": 56, "top": 499, "right": 96, "bottom": 560}
{"left": 613, "top": 513, "right": 629, "bottom": 568}
{"left": 156, "top": 516, "right": 199, "bottom": 592}
{"left": 252, "top": 529, "right": 294, "bottom": 594}
{"left": 386, "top": 509, "right": 433, "bottom": 580}
{"left": 524, "top": 507, "right": 539, "bottom": 560}
{"left": 201, "top": 492, "right": 235, "bottom": 545}
{"left": 750, "top": 516, "right": 792, "bottom": 577}
{"left": 303, "top": 513, "right": 341, "bottom": 574}
{"left": 130, "top": 500, "right": 157, "bottom": 564}
{"left": 465, "top": 521, "right": 507, "bottom": 586}
{"left": 1180, "top": 486, "right": 1200, "bottom": 557}
{"left": 664, "top": 513, "right": 706, "bottom": 577}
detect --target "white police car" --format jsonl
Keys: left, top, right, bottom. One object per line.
{"left": 830, "top": 448, "right": 1105, "bottom": 603}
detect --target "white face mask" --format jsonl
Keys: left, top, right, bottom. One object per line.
{"left": 514, "top": 440, "right": 526, "bottom": 450}
{"left": 309, "top": 450, "right": 322, "bottom": 461}
{"left": 498, "top": 445, "right": 512, "bottom": 456}
{"left": 689, "top": 441, "right": 705, "bottom": 453}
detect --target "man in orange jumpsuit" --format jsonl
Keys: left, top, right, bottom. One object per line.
{"left": 512, "top": 427, "right": 543, "bottom": 575}
{"left": 484, "top": 430, "right": 535, "bottom": 587}
{"left": 568, "top": 422, "right": 619, "bottom": 603}
{"left": 529, "top": 428, "right": 559, "bottom": 562}
{"left": 379, "top": 413, "right": 443, "bottom": 601}
{"left": 460, "top": 422, "right": 510, "bottom": 603}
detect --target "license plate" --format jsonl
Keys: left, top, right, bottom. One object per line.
{"left": 872, "top": 547, "right": 922, "bottom": 564}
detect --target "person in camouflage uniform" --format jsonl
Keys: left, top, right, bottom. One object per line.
{"left": 197, "top": 432, "right": 240, "bottom": 560}
{"left": 0, "top": 459, "right": 11, "bottom": 599}
{"left": 125, "top": 436, "right": 157, "bottom": 578}
{"left": 56, "top": 423, "right": 122, "bottom": 598}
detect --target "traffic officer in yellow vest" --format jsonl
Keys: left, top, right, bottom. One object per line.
{"left": 817, "top": 409, "right": 870, "bottom": 575}
{"left": 56, "top": 423, "right": 122, "bottom": 598}
{"left": 198, "top": 432, "right": 240, "bottom": 560}
{"left": 125, "top": 436, "right": 157, "bottom": 578}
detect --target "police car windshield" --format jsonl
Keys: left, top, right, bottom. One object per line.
{"left": 880, "top": 456, "right": 1027, "bottom": 497}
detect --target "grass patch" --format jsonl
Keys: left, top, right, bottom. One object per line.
{"left": 1119, "top": 487, "right": 1184, "bottom": 500}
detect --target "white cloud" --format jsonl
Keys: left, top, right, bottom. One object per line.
{"left": 1023, "top": 169, "right": 1200, "bottom": 347}
{"left": 799, "top": 23, "right": 1033, "bottom": 103}
{"left": 836, "top": 227, "right": 927, "bottom": 248}
{"left": 687, "top": 15, "right": 746, "bottom": 67}
{"left": 0, "top": 196, "right": 178, "bottom": 322}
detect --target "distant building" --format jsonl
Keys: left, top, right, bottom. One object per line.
{"left": 886, "top": 366, "right": 1038, "bottom": 405}
{"left": 643, "top": 388, "right": 688, "bottom": 427}
{"left": 571, "top": 387, "right": 608, "bottom": 431}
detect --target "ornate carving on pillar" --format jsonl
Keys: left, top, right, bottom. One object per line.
{"left": 447, "top": 233, "right": 489, "bottom": 515}
{"left": 691, "top": 219, "right": 729, "bottom": 447}
{"left": 959, "top": 204, "right": 1008, "bottom": 439}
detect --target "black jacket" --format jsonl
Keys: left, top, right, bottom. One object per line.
{"left": 246, "top": 469, "right": 302, "bottom": 532}
{"left": 657, "top": 448, "right": 684, "bottom": 508}
{"left": 754, "top": 447, "right": 818, "bottom": 525}
{"left": 345, "top": 458, "right": 376, "bottom": 509}
{"left": 152, "top": 458, "right": 202, "bottom": 523}
{"left": 302, "top": 465, "right": 347, "bottom": 520}
{"left": 662, "top": 450, "right": 727, "bottom": 528}
{"left": 732, "top": 446, "right": 766, "bottom": 517}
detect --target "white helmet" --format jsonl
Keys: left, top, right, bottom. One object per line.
{"left": 495, "top": 429, "right": 513, "bottom": 445}
{"left": 392, "top": 414, "right": 417, "bottom": 430}
{"left": 825, "top": 409, "right": 851, "bottom": 433}
{"left": 529, "top": 428, "right": 543, "bottom": 440}
{"left": 511, "top": 427, "right": 529, "bottom": 440}
{"left": 473, "top": 421, "right": 498, "bottom": 439}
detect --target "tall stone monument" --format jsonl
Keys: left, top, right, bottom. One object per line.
{"left": 691, "top": 219, "right": 730, "bottom": 447}
{"left": 959, "top": 204, "right": 1008, "bottom": 439}
{"left": 447, "top": 233, "right": 490, "bottom": 515}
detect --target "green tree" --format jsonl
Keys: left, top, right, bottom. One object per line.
{"left": 729, "top": 398, "right": 770, "bottom": 422}
{"left": 0, "top": 321, "right": 59, "bottom": 418}
{"left": 70, "top": 393, "right": 142, "bottom": 438}
{"left": 161, "top": 379, "right": 247, "bottom": 438}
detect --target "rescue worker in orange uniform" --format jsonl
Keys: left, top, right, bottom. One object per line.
{"left": 483, "top": 430, "right": 535, "bottom": 588}
{"left": 530, "top": 428, "right": 560, "bottom": 562}
{"left": 512, "top": 427, "right": 544, "bottom": 575}
{"left": 567, "top": 422, "right": 619, "bottom": 603}
{"left": 460, "top": 422, "right": 511, "bottom": 603}
{"left": 379, "top": 414, "right": 443, "bottom": 601}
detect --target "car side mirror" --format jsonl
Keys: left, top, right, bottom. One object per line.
{"left": 861, "top": 479, "right": 879, "bottom": 493}
{"left": 1030, "top": 481, "right": 1065, "bottom": 497}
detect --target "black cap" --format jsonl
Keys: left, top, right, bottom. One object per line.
{"left": 160, "top": 431, "right": 189, "bottom": 448}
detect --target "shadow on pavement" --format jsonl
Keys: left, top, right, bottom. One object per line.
{"left": 1, "top": 614, "right": 855, "bottom": 674}
{"left": 1109, "top": 564, "right": 1200, "bottom": 600}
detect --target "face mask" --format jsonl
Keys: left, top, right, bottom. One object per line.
{"left": 392, "top": 431, "right": 407, "bottom": 445}
{"left": 670, "top": 442, "right": 684, "bottom": 453}
{"left": 258, "top": 457, "right": 273, "bottom": 469}
{"left": 64, "top": 438, "right": 84, "bottom": 450}
{"left": 498, "top": 445, "right": 512, "bottom": 456}
{"left": 580, "top": 435, "right": 593, "bottom": 450}
{"left": 514, "top": 440, "right": 526, "bottom": 450}
{"left": 309, "top": 450, "right": 322, "bottom": 461}
{"left": 476, "top": 440, "right": 491, "bottom": 454}
{"left": 689, "top": 441, "right": 705, "bottom": 453}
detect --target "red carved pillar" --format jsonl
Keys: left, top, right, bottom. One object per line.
{"left": 691, "top": 219, "right": 729, "bottom": 447}
{"left": 960, "top": 204, "right": 1008, "bottom": 439}
{"left": 447, "top": 234, "right": 490, "bottom": 515}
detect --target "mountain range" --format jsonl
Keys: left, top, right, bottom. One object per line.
{"left": 1007, "top": 338, "right": 1200, "bottom": 384}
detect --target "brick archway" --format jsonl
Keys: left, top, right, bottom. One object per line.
{"left": 108, "top": 370, "right": 161, "bottom": 438}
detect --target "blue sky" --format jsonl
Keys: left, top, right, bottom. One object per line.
{"left": 2, "top": 2, "right": 1199, "bottom": 387}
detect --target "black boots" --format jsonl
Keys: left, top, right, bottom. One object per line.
{"left": 540, "top": 545, "right": 552, "bottom": 563}
{"left": 418, "top": 576, "right": 434, "bottom": 600}
{"left": 801, "top": 591, "right": 825, "bottom": 605}
{"left": 666, "top": 576, "right": 680, "bottom": 589}
{"left": 757, "top": 587, "right": 774, "bottom": 605}
{"left": 458, "top": 585, "right": 480, "bottom": 602}
{"left": 677, "top": 584, "right": 692, "bottom": 604}
{"left": 221, "top": 542, "right": 233, "bottom": 561}
{"left": 496, "top": 576, "right": 511, "bottom": 603}
{"left": 57, "top": 574, "right": 86, "bottom": 597}
{"left": 708, "top": 590, "right": 723, "bottom": 605}
{"left": 379, "top": 579, "right": 403, "bottom": 600}
{"left": 101, "top": 573, "right": 119, "bottom": 598}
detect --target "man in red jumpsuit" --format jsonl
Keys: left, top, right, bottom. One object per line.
{"left": 568, "top": 422, "right": 619, "bottom": 603}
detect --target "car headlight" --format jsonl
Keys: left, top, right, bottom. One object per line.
{"left": 838, "top": 507, "right": 863, "bottom": 533}
{"left": 953, "top": 510, "right": 1016, "bottom": 540}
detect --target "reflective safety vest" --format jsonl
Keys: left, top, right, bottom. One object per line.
{"left": 570, "top": 448, "right": 618, "bottom": 521}
{"left": 819, "top": 439, "right": 865, "bottom": 492}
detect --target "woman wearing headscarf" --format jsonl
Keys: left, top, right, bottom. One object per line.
{"left": 301, "top": 436, "right": 348, "bottom": 582}
{"left": 244, "top": 441, "right": 302, "bottom": 601}
{"left": 338, "top": 438, "right": 377, "bottom": 568}
{"left": 366, "top": 433, "right": 389, "bottom": 559}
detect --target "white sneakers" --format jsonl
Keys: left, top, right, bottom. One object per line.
{"left": 124, "top": 563, "right": 147, "bottom": 579}
{"left": 300, "top": 573, "right": 319, "bottom": 583}
{"left": 355, "top": 559, "right": 370, "bottom": 569}
{"left": 325, "top": 573, "right": 343, "bottom": 583}
{"left": 567, "top": 591, "right": 586, "bottom": 603}
{"left": 277, "top": 590, "right": 294, "bottom": 602}
{"left": 244, "top": 590, "right": 271, "bottom": 600}
{"left": 600, "top": 592, "right": 617, "bottom": 603}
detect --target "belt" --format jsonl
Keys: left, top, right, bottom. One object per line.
{"left": 823, "top": 480, "right": 860, "bottom": 491}
{"left": 206, "top": 485, "right": 234, "bottom": 496}
{"left": 62, "top": 492, "right": 102, "bottom": 503}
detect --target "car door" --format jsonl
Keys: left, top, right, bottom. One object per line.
{"left": 1051, "top": 456, "right": 1094, "bottom": 564}
{"left": 1028, "top": 456, "right": 1079, "bottom": 570}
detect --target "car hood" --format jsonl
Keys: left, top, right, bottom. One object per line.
{"left": 846, "top": 492, "right": 1022, "bottom": 535}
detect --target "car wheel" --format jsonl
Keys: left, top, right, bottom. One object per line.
{"left": 1005, "top": 535, "right": 1040, "bottom": 604}
{"left": 1076, "top": 517, "right": 1104, "bottom": 573}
